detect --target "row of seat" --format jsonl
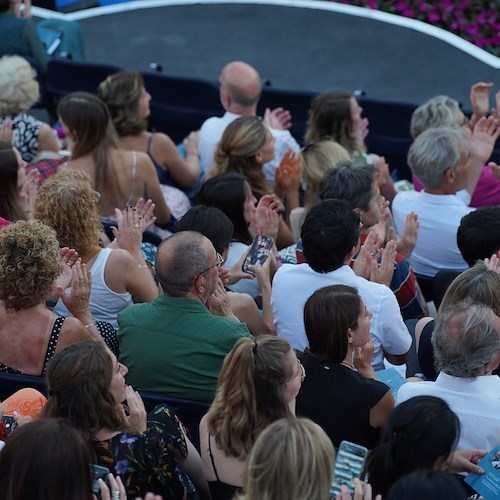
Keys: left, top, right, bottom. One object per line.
{"left": 37, "top": 57, "right": 423, "bottom": 180}
{"left": 0, "top": 371, "right": 208, "bottom": 450}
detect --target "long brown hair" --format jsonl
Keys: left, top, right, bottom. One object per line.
{"left": 42, "top": 342, "right": 126, "bottom": 441}
{"left": 0, "top": 141, "right": 28, "bottom": 221}
{"left": 212, "top": 116, "right": 270, "bottom": 195}
{"left": 206, "top": 336, "right": 294, "bottom": 459}
{"left": 57, "top": 92, "right": 122, "bottom": 199}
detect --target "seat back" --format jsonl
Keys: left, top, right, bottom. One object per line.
{"left": 47, "top": 58, "right": 122, "bottom": 102}
{"left": 142, "top": 72, "right": 222, "bottom": 143}
{"left": 0, "top": 372, "right": 47, "bottom": 401}
{"left": 139, "top": 390, "right": 209, "bottom": 451}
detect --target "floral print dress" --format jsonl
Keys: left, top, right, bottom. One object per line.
{"left": 92, "top": 404, "right": 193, "bottom": 499}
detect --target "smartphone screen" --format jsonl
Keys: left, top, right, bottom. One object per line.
{"left": 1, "top": 415, "right": 16, "bottom": 436}
{"left": 90, "top": 464, "right": 110, "bottom": 496}
{"left": 330, "top": 440, "right": 368, "bottom": 497}
{"left": 242, "top": 234, "right": 273, "bottom": 275}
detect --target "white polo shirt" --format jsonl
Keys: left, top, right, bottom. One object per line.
{"left": 397, "top": 372, "right": 500, "bottom": 451}
{"left": 392, "top": 190, "right": 474, "bottom": 277}
{"left": 271, "top": 264, "right": 411, "bottom": 370}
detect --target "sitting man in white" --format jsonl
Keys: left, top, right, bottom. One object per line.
{"left": 392, "top": 120, "right": 499, "bottom": 278}
{"left": 271, "top": 199, "right": 411, "bottom": 371}
{"left": 199, "top": 60, "right": 300, "bottom": 185}
{"left": 397, "top": 301, "right": 500, "bottom": 451}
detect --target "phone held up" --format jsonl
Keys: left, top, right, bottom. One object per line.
{"left": 330, "top": 440, "right": 368, "bottom": 497}
{"left": 90, "top": 464, "right": 110, "bottom": 499}
{"left": 242, "top": 234, "right": 273, "bottom": 276}
{"left": 1, "top": 415, "right": 16, "bottom": 436}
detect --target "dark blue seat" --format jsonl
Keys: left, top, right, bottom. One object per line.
{"left": 47, "top": 58, "right": 122, "bottom": 102}
{"left": 142, "top": 71, "right": 222, "bottom": 144}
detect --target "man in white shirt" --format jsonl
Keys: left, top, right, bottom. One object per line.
{"left": 271, "top": 199, "right": 411, "bottom": 371}
{"left": 199, "top": 60, "right": 300, "bottom": 185}
{"left": 393, "top": 118, "right": 499, "bottom": 278}
{"left": 397, "top": 301, "right": 500, "bottom": 451}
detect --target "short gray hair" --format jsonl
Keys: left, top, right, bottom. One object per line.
{"left": 410, "top": 95, "right": 461, "bottom": 139}
{"left": 155, "top": 231, "right": 212, "bottom": 297}
{"left": 407, "top": 126, "right": 467, "bottom": 189}
{"left": 432, "top": 301, "right": 500, "bottom": 378}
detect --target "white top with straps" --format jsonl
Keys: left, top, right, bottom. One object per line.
{"left": 53, "top": 248, "right": 133, "bottom": 330}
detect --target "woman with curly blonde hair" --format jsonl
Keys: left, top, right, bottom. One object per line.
{"left": 199, "top": 335, "right": 304, "bottom": 499}
{"left": 34, "top": 170, "right": 158, "bottom": 330}
{"left": 0, "top": 219, "right": 96, "bottom": 376}
{"left": 0, "top": 55, "right": 59, "bottom": 162}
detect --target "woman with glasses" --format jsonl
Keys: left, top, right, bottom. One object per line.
{"left": 34, "top": 169, "right": 158, "bottom": 331}
{"left": 296, "top": 285, "right": 394, "bottom": 449}
{"left": 200, "top": 335, "right": 304, "bottom": 499}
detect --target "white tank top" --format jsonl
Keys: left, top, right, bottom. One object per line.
{"left": 53, "top": 248, "right": 133, "bottom": 330}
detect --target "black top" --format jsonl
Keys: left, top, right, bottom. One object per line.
{"left": 207, "top": 434, "right": 242, "bottom": 500}
{"left": 296, "top": 352, "right": 390, "bottom": 449}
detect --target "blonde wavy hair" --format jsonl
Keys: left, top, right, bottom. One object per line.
{"left": 239, "top": 418, "right": 334, "bottom": 500}
{"left": 0, "top": 219, "right": 61, "bottom": 311}
{"left": 212, "top": 116, "right": 270, "bottom": 195}
{"left": 0, "top": 55, "right": 39, "bottom": 114}
{"left": 302, "top": 139, "right": 351, "bottom": 210}
{"left": 206, "top": 336, "right": 294, "bottom": 459}
{"left": 34, "top": 170, "right": 102, "bottom": 255}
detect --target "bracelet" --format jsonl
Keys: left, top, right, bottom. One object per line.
{"left": 84, "top": 322, "right": 96, "bottom": 329}
{"left": 186, "top": 151, "right": 200, "bottom": 158}
{"left": 138, "top": 264, "right": 148, "bottom": 269}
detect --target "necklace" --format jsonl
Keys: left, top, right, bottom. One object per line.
{"left": 340, "top": 361, "right": 354, "bottom": 370}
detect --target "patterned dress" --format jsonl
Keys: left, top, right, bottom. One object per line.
{"left": 92, "top": 405, "right": 196, "bottom": 499}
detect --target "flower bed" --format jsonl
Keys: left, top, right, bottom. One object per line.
{"left": 336, "top": 0, "right": 499, "bottom": 57}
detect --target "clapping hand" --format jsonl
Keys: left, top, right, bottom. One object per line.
{"left": 19, "top": 169, "right": 39, "bottom": 215}
{"left": 263, "top": 107, "right": 292, "bottom": 130}
{"left": 124, "top": 386, "right": 147, "bottom": 434}
{"left": 387, "top": 211, "right": 419, "bottom": 259}
{"left": 47, "top": 247, "right": 80, "bottom": 303}
{"left": 274, "top": 149, "right": 303, "bottom": 196}
{"left": 56, "top": 261, "right": 92, "bottom": 318}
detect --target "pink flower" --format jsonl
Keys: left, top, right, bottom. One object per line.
{"left": 428, "top": 12, "right": 441, "bottom": 22}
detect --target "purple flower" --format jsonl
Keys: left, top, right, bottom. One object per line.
{"left": 428, "top": 12, "right": 441, "bottom": 22}
{"left": 115, "top": 459, "right": 129, "bottom": 475}
{"left": 120, "top": 434, "right": 138, "bottom": 445}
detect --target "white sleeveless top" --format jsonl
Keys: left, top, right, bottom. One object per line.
{"left": 53, "top": 248, "right": 133, "bottom": 330}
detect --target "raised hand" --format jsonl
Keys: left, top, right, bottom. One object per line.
{"left": 0, "top": 120, "right": 13, "bottom": 143}
{"left": 388, "top": 211, "right": 419, "bottom": 259}
{"left": 352, "top": 231, "right": 382, "bottom": 280}
{"left": 47, "top": 247, "right": 81, "bottom": 302}
{"left": 97, "top": 474, "right": 127, "bottom": 500}
{"left": 132, "top": 198, "right": 157, "bottom": 232}
{"left": 274, "top": 148, "right": 303, "bottom": 196}
{"left": 370, "top": 239, "right": 397, "bottom": 286}
{"left": 123, "top": 386, "right": 147, "bottom": 434}
{"left": 19, "top": 169, "right": 39, "bottom": 215}
{"left": 263, "top": 107, "right": 292, "bottom": 130}
{"left": 111, "top": 206, "right": 143, "bottom": 254}
{"left": 56, "top": 261, "right": 92, "bottom": 318}
{"left": 470, "top": 115, "right": 500, "bottom": 164}
{"left": 253, "top": 201, "right": 279, "bottom": 241}
{"left": 470, "top": 82, "right": 493, "bottom": 118}
{"left": 207, "top": 278, "right": 234, "bottom": 318}
{"left": 483, "top": 253, "right": 500, "bottom": 273}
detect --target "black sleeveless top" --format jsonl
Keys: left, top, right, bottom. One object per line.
{"left": 207, "top": 434, "right": 242, "bottom": 500}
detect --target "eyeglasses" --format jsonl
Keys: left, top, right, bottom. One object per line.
{"left": 194, "top": 252, "right": 224, "bottom": 283}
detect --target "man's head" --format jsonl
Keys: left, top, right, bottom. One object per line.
{"left": 301, "top": 199, "right": 360, "bottom": 273}
{"left": 219, "top": 61, "right": 261, "bottom": 114}
{"left": 407, "top": 126, "right": 469, "bottom": 193}
{"left": 432, "top": 301, "right": 500, "bottom": 378}
{"left": 319, "top": 161, "right": 380, "bottom": 229}
{"left": 155, "top": 231, "right": 221, "bottom": 303}
{"left": 457, "top": 207, "right": 500, "bottom": 267}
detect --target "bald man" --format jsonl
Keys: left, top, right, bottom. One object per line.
{"left": 117, "top": 231, "right": 251, "bottom": 403}
{"left": 199, "top": 60, "right": 300, "bottom": 186}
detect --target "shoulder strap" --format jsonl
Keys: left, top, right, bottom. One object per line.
{"left": 208, "top": 434, "right": 221, "bottom": 481}
{"left": 146, "top": 133, "right": 155, "bottom": 154}
{"left": 41, "top": 316, "right": 66, "bottom": 375}
{"left": 125, "top": 151, "right": 137, "bottom": 208}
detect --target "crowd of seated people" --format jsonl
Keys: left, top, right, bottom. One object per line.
{"left": 1, "top": 50, "right": 500, "bottom": 499}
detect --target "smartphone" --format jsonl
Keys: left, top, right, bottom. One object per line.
{"left": 330, "top": 440, "right": 368, "bottom": 497}
{"left": 90, "top": 464, "right": 110, "bottom": 498}
{"left": 1, "top": 415, "right": 16, "bottom": 436}
{"left": 242, "top": 234, "right": 273, "bottom": 276}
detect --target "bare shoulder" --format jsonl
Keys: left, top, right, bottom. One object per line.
{"left": 57, "top": 317, "right": 94, "bottom": 349}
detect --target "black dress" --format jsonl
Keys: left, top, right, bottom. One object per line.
{"left": 296, "top": 352, "right": 390, "bottom": 449}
